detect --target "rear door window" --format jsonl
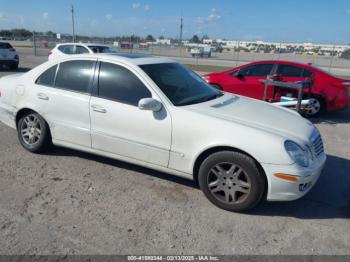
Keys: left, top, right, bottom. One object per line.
{"left": 58, "top": 45, "right": 75, "bottom": 54}
{"left": 240, "top": 64, "right": 274, "bottom": 77}
{"left": 55, "top": 60, "right": 95, "bottom": 93}
{"left": 276, "top": 65, "right": 303, "bottom": 77}
{"left": 75, "top": 45, "right": 90, "bottom": 54}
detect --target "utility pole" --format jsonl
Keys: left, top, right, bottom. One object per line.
{"left": 32, "top": 31, "right": 37, "bottom": 56}
{"left": 179, "top": 13, "right": 183, "bottom": 44}
{"left": 71, "top": 5, "right": 76, "bottom": 43}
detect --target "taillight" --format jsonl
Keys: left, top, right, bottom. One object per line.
{"left": 333, "top": 80, "right": 350, "bottom": 97}
{"left": 343, "top": 82, "right": 350, "bottom": 97}
{"left": 48, "top": 51, "right": 53, "bottom": 56}
{"left": 342, "top": 81, "right": 350, "bottom": 87}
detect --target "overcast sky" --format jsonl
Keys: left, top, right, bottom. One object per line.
{"left": 0, "top": 0, "right": 349, "bottom": 44}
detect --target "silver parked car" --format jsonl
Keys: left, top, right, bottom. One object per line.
{"left": 0, "top": 42, "right": 19, "bottom": 70}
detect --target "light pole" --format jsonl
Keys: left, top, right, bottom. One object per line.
{"left": 71, "top": 5, "right": 76, "bottom": 43}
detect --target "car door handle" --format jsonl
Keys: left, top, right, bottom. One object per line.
{"left": 37, "top": 93, "right": 49, "bottom": 100}
{"left": 91, "top": 104, "right": 107, "bottom": 113}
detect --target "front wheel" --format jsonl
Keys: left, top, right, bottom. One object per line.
{"left": 17, "top": 112, "right": 52, "bottom": 153}
{"left": 198, "top": 151, "right": 265, "bottom": 212}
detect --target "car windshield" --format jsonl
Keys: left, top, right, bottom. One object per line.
{"left": 140, "top": 63, "right": 223, "bottom": 106}
{"left": 88, "top": 46, "right": 115, "bottom": 53}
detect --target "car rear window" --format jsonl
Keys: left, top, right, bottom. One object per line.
{"left": 0, "top": 42, "right": 12, "bottom": 49}
{"left": 302, "top": 69, "right": 313, "bottom": 78}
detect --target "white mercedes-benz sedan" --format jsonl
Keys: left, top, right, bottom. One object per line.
{"left": 0, "top": 53, "right": 326, "bottom": 212}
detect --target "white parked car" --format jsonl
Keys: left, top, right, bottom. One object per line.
{"left": 48, "top": 43, "right": 116, "bottom": 60}
{"left": 0, "top": 42, "right": 19, "bottom": 70}
{"left": 0, "top": 54, "right": 326, "bottom": 212}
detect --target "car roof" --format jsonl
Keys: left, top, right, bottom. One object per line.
{"left": 248, "top": 60, "right": 314, "bottom": 68}
{"left": 50, "top": 53, "right": 176, "bottom": 66}
{"left": 56, "top": 43, "right": 109, "bottom": 47}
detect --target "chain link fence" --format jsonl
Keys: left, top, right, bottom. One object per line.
{"left": 9, "top": 31, "right": 350, "bottom": 76}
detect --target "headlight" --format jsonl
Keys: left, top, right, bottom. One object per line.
{"left": 284, "top": 140, "right": 310, "bottom": 167}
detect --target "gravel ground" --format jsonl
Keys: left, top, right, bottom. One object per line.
{"left": 0, "top": 50, "right": 349, "bottom": 255}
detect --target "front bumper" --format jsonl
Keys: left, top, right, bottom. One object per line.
{"left": 262, "top": 153, "right": 327, "bottom": 201}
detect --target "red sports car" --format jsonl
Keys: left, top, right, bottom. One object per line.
{"left": 203, "top": 60, "right": 350, "bottom": 116}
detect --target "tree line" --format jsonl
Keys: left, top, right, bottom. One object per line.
{"left": 0, "top": 28, "right": 212, "bottom": 44}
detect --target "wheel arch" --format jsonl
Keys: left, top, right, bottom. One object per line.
{"left": 15, "top": 108, "right": 37, "bottom": 128}
{"left": 15, "top": 108, "right": 50, "bottom": 131}
{"left": 192, "top": 146, "right": 268, "bottom": 194}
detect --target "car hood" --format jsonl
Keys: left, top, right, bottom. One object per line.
{"left": 184, "top": 93, "right": 315, "bottom": 142}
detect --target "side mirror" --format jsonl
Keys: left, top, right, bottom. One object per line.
{"left": 138, "top": 98, "right": 163, "bottom": 112}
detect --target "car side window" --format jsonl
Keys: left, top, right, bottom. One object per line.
{"left": 98, "top": 62, "right": 152, "bottom": 106}
{"left": 55, "top": 60, "right": 94, "bottom": 93}
{"left": 58, "top": 45, "right": 75, "bottom": 54}
{"left": 75, "top": 45, "right": 89, "bottom": 54}
{"left": 239, "top": 64, "right": 273, "bottom": 77}
{"left": 35, "top": 65, "right": 58, "bottom": 87}
{"left": 277, "top": 65, "right": 303, "bottom": 77}
{"left": 302, "top": 69, "right": 313, "bottom": 78}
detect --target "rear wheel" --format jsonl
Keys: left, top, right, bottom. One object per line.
{"left": 17, "top": 112, "right": 52, "bottom": 153}
{"left": 198, "top": 151, "right": 265, "bottom": 212}
{"left": 304, "top": 95, "right": 326, "bottom": 117}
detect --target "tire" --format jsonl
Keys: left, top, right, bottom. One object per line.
{"left": 10, "top": 63, "right": 18, "bottom": 70}
{"left": 198, "top": 151, "right": 265, "bottom": 212}
{"left": 211, "top": 84, "right": 223, "bottom": 90}
{"left": 17, "top": 112, "right": 52, "bottom": 153}
{"left": 304, "top": 95, "right": 326, "bottom": 117}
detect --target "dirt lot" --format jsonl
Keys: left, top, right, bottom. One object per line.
{"left": 0, "top": 50, "right": 349, "bottom": 255}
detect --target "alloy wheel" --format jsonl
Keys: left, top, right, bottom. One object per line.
{"left": 20, "top": 114, "right": 42, "bottom": 146}
{"left": 305, "top": 98, "right": 321, "bottom": 116}
{"left": 207, "top": 162, "right": 251, "bottom": 204}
